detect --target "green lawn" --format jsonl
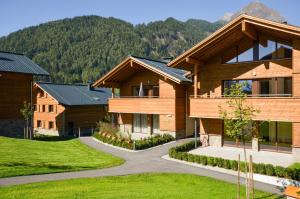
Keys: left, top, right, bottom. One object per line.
{"left": 0, "top": 173, "right": 279, "bottom": 199}
{"left": 0, "top": 136, "right": 124, "bottom": 178}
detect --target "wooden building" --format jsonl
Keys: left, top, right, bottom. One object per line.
{"left": 93, "top": 55, "right": 193, "bottom": 139}
{"left": 94, "top": 14, "right": 300, "bottom": 161}
{"left": 0, "top": 51, "right": 49, "bottom": 137}
{"left": 33, "top": 83, "right": 111, "bottom": 136}
{"left": 168, "top": 14, "right": 300, "bottom": 161}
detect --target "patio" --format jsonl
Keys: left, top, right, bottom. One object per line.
{"left": 189, "top": 145, "right": 295, "bottom": 167}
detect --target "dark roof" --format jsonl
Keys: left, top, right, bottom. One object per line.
{"left": 36, "top": 82, "right": 111, "bottom": 106}
{"left": 131, "top": 55, "right": 192, "bottom": 83}
{"left": 0, "top": 51, "right": 49, "bottom": 75}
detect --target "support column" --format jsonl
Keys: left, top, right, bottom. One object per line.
{"left": 112, "top": 87, "right": 115, "bottom": 98}
{"left": 292, "top": 123, "right": 300, "bottom": 161}
{"left": 194, "top": 118, "right": 198, "bottom": 148}
{"left": 193, "top": 64, "right": 198, "bottom": 98}
{"left": 293, "top": 39, "right": 300, "bottom": 97}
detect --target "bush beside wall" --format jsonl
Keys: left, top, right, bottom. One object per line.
{"left": 94, "top": 122, "right": 174, "bottom": 150}
{"left": 169, "top": 141, "right": 300, "bottom": 181}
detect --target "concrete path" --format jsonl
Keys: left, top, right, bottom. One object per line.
{"left": 190, "top": 145, "right": 294, "bottom": 167}
{"left": 0, "top": 137, "right": 282, "bottom": 196}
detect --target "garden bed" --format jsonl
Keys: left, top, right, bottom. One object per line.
{"left": 169, "top": 141, "right": 300, "bottom": 181}
{"left": 94, "top": 122, "right": 174, "bottom": 150}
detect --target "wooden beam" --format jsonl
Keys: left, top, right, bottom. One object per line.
{"left": 130, "top": 60, "right": 133, "bottom": 67}
{"left": 242, "top": 21, "right": 257, "bottom": 40}
{"left": 186, "top": 57, "right": 203, "bottom": 65}
{"left": 193, "top": 63, "right": 198, "bottom": 98}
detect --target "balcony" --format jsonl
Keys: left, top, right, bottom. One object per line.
{"left": 189, "top": 95, "right": 300, "bottom": 122}
{"left": 109, "top": 97, "right": 175, "bottom": 115}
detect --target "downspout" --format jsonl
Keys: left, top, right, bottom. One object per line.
{"left": 30, "top": 79, "right": 33, "bottom": 139}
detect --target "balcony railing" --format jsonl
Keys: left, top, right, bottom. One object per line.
{"left": 109, "top": 97, "right": 175, "bottom": 115}
{"left": 189, "top": 95, "right": 300, "bottom": 122}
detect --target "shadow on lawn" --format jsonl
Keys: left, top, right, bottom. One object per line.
{"left": 0, "top": 162, "right": 94, "bottom": 170}
{"left": 255, "top": 193, "right": 284, "bottom": 199}
{"left": 34, "top": 135, "right": 74, "bottom": 142}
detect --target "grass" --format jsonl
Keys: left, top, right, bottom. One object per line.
{"left": 0, "top": 173, "right": 280, "bottom": 199}
{"left": 0, "top": 136, "right": 124, "bottom": 178}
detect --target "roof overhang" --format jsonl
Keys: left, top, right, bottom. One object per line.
{"left": 93, "top": 56, "right": 187, "bottom": 87}
{"left": 168, "top": 14, "right": 300, "bottom": 68}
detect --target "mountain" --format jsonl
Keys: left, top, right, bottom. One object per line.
{"left": 0, "top": 16, "right": 222, "bottom": 83}
{"left": 221, "top": 1, "right": 286, "bottom": 23}
{"left": 0, "top": 1, "right": 285, "bottom": 83}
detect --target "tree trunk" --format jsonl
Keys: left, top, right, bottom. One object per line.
{"left": 243, "top": 138, "right": 249, "bottom": 199}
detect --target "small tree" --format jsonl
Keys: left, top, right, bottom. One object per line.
{"left": 20, "top": 101, "right": 33, "bottom": 139}
{"left": 219, "top": 82, "right": 260, "bottom": 199}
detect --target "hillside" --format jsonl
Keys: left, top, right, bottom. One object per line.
{"left": 0, "top": 16, "right": 222, "bottom": 83}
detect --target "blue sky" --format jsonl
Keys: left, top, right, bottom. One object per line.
{"left": 0, "top": 0, "right": 299, "bottom": 37}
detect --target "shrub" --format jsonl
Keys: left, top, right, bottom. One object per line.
{"left": 168, "top": 141, "right": 300, "bottom": 181}
{"left": 231, "top": 160, "right": 238, "bottom": 171}
{"left": 200, "top": 156, "right": 207, "bottom": 165}
{"left": 274, "top": 166, "right": 287, "bottom": 178}
{"left": 223, "top": 159, "right": 231, "bottom": 169}
{"left": 254, "top": 163, "right": 265, "bottom": 174}
{"left": 134, "top": 134, "right": 174, "bottom": 150}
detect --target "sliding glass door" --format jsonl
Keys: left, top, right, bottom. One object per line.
{"left": 259, "top": 121, "right": 292, "bottom": 152}
{"left": 133, "top": 114, "right": 148, "bottom": 134}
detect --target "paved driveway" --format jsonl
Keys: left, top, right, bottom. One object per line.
{"left": 0, "top": 137, "right": 281, "bottom": 195}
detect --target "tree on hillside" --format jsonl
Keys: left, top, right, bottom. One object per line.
{"left": 219, "top": 82, "right": 260, "bottom": 199}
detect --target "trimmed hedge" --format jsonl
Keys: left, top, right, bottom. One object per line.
{"left": 94, "top": 133, "right": 174, "bottom": 150}
{"left": 169, "top": 141, "right": 300, "bottom": 181}
{"left": 134, "top": 134, "right": 174, "bottom": 150}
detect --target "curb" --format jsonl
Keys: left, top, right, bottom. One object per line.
{"left": 161, "top": 155, "right": 300, "bottom": 188}
{"left": 92, "top": 137, "right": 176, "bottom": 152}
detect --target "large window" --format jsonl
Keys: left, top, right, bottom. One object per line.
{"left": 133, "top": 114, "right": 148, "bottom": 134}
{"left": 259, "top": 121, "right": 292, "bottom": 152}
{"left": 223, "top": 77, "right": 292, "bottom": 96}
{"left": 223, "top": 80, "right": 253, "bottom": 95}
{"left": 223, "top": 37, "right": 292, "bottom": 64}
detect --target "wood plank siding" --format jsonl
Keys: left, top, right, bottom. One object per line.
{"left": 190, "top": 97, "right": 300, "bottom": 122}
{"left": 0, "top": 72, "right": 32, "bottom": 119}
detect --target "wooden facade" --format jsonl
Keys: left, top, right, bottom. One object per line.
{"left": 33, "top": 86, "right": 107, "bottom": 136}
{"left": 0, "top": 72, "right": 33, "bottom": 137}
{"left": 94, "top": 15, "right": 300, "bottom": 159}
{"left": 167, "top": 14, "right": 300, "bottom": 156}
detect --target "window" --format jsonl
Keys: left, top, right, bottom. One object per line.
{"left": 223, "top": 77, "right": 292, "bottom": 97}
{"left": 132, "top": 85, "right": 159, "bottom": 97}
{"left": 49, "top": 105, "right": 54, "bottom": 112}
{"left": 33, "top": 105, "right": 37, "bottom": 111}
{"left": 223, "top": 37, "right": 292, "bottom": 64}
{"left": 39, "top": 90, "right": 45, "bottom": 98}
{"left": 48, "top": 121, "right": 54, "bottom": 129}
{"left": 37, "top": 120, "right": 42, "bottom": 128}
{"left": 223, "top": 80, "right": 252, "bottom": 95}
{"left": 260, "top": 40, "right": 292, "bottom": 60}
{"left": 42, "top": 105, "right": 45, "bottom": 112}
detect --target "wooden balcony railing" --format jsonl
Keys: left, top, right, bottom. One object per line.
{"left": 109, "top": 97, "right": 175, "bottom": 115}
{"left": 189, "top": 96, "right": 300, "bottom": 122}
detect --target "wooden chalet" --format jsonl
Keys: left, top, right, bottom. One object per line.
{"left": 94, "top": 14, "right": 300, "bottom": 161}
{"left": 93, "top": 55, "right": 193, "bottom": 139}
{"left": 33, "top": 82, "right": 111, "bottom": 136}
{"left": 0, "top": 51, "right": 49, "bottom": 137}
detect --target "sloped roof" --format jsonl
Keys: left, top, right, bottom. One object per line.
{"left": 0, "top": 51, "right": 49, "bottom": 75}
{"left": 35, "top": 82, "right": 111, "bottom": 106}
{"left": 168, "top": 14, "right": 300, "bottom": 67}
{"left": 131, "top": 56, "right": 191, "bottom": 83}
{"left": 93, "top": 55, "right": 191, "bottom": 87}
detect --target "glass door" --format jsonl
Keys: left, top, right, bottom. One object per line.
{"left": 153, "top": 114, "right": 159, "bottom": 134}
{"left": 259, "top": 121, "right": 292, "bottom": 152}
